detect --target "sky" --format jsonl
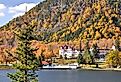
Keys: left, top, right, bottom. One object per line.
{"left": 0, "top": 0, "right": 44, "bottom": 27}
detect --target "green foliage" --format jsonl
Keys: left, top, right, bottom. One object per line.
{"left": 7, "top": 26, "right": 39, "bottom": 82}
{"left": 83, "top": 49, "right": 94, "bottom": 64}
{"left": 114, "top": 38, "right": 120, "bottom": 51}
{"left": 82, "top": 40, "right": 94, "bottom": 64}
{"left": 77, "top": 53, "right": 83, "bottom": 65}
{"left": 108, "top": 0, "right": 121, "bottom": 13}
{"left": 38, "top": 56, "right": 42, "bottom": 67}
{"left": 85, "top": 40, "right": 89, "bottom": 50}
{"left": 106, "top": 50, "right": 121, "bottom": 68}
{"left": 41, "top": 49, "right": 45, "bottom": 61}
{"left": 64, "top": 54, "right": 67, "bottom": 60}
{"left": 8, "top": 71, "right": 38, "bottom": 82}
{"left": 91, "top": 44, "right": 99, "bottom": 58}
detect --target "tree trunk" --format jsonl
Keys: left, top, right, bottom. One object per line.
{"left": 25, "top": 70, "right": 27, "bottom": 82}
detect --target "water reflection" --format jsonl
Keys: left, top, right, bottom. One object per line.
{"left": 0, "top": 70, "right": 121, "bottom": 82}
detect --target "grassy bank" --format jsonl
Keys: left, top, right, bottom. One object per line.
{"left": 0, "top": 65, "right": 13, "bottom": 70}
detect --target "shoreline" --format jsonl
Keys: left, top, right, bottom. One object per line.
{"left": 79, "top": 67, "right": 121, "bottom": 71}
{"left": 0, "top": 65, "right": 13, "bottom": 70}
{"left": 0, "top": 65, "right": 121, "bottom": 71}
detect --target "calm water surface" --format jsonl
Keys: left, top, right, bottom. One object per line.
{"left": 0, "top": 70, "right": 121, "bottom": 82}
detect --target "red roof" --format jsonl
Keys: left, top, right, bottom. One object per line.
{"left": 42, "top": 61, "right": 49, "bottom": 65}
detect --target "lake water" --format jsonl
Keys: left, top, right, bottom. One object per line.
{"left": 0, "top": 70, "right": 121, "bottom": 82}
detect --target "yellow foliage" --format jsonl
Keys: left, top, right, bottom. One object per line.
{"left": 96, "top": 3, "right": 101, "bottom": 13}
{"left": 90, "top": 31, "right": 94, "bottom": 37}
{"left": 70, "top": 15, "right": 75, "bottom": 22}
{"left": 94, "top": 22, "right": 97, "bottom": 27}
{"left": 48, "top": 24, "right": 52, "bottom": 28}
{"left": 95, "top": 31, "right": 101, "bottom": 39}
{"left": 61, "top": 33, "right": 65, "bottom": 37}
{"left": 82, "top": 23, "right": 86, "bottom": 27}
{"left": 102, "top": 26, "right": 108, "bottom": 34}
{"left": 31, "top": 20, "right": 37, "bottom": 26}
{"left": 84, "top": 31, "right": 88, "bottom": 36}
{"left": 78, "top": 17, "right": 82, "bottom": 24}
{"left": 83, "top": 7, "right": 91, "bottom": 18}
{"left": 43, "top": 22, "right": 49, "bottom": 28}
{"left": 109, "top": 20, "right": 113, "bottom": 24}
{"left": 74, "top": 22, "right": 78, "bottom": 27}
{"left": 111, "top": 14, "right": 118, "bottom": 17}
{"left": 61, "top": 13, "right": 66, "bottom": 21}
{"left": 104, "top": 33, "right": 109, "bottom": 38}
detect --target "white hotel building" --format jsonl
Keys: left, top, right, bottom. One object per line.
{"left": 59, "top": 45, "right": 80, "bottom": 58}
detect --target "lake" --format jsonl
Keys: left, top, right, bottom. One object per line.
{"left": 0, "top": 70, "right": 121, "bottom": 82}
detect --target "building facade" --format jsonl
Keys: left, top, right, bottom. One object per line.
{"left": 59, "top": 45, "right": 80, "bottom": 58}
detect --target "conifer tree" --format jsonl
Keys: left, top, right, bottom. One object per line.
{"left": 77, "top": 53, "right": 83, "bottom": 65}
{"left": 91, "top": 43, "right": 99, "bottom": 58}
{"left": 114, "top": 38, "right": 120, "bottom": 51}
{"left": 7, "top": 25, "right": 39, "bottom": 82}
{"left": 83, "top": 40, "right": 94, "bottom": 64}
{"left": 77, "top": 39, "right": 83, "bottom": 65}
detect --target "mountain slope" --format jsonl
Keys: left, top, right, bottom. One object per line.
{"left": 0, "top": 0, "right": 121, "bottom": 59}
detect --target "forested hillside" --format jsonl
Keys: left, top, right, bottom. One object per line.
{"left": 0, "top": 0, "right": 121, "bottom": 60}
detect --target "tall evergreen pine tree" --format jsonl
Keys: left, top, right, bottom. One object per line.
{"left": 7, "top": 25, "right": 39, "bottom": 82}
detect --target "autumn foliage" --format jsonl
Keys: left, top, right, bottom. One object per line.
{"left": 0, "top": 0, "right": 121, "bottom": 60}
